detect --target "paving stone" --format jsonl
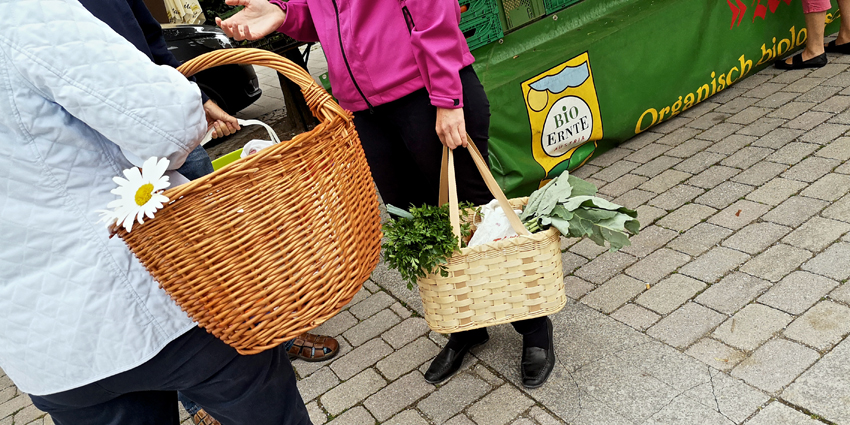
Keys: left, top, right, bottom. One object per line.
{"left": 342, "top": 288, "right": 370, "bottom": 311}
{"left": 444, "top": 414, "right": 476, "bottom": 425}
{"left": 569, "top": 237, "right": 609, "bottom": 259}
{"left": 376, "top": 337, "right": 439, "bottom": 380}
{"left": 680, "top": 247, "right": 750, "bottom": 283}
{"left": 643, "top": 394, "right": 736, "bottom": 425}
{"left": 713, "top": 304, "right": 793, "bottom": 351}
{"left": 687, "top": 166, "right": 742, "bottom": 189}
{"left": 745, "top": 178, "right": 807, "bottom": 205}
{"left": 707, "top": 134, "right": 757, "bottom": 155}
{"left": 707, "top": 200, "right": 770, "bottom": 231}
{"left": 306, "top": 401, "right": 327, "bottom": 425}
{"left": 684, "top": 368, "right": 770, "bottom": 424}
{"left": 815, "top": 136, "right": 850, "bottom": 160}
{"left": 364, "top": 371, "right": 434, "bottom": 422}
{"left": 713, "top": 87, "right": 754, "bottom": 107}
{"left": 754, "top": 91, "right": 799, "bottom": 108}
{"left": 574, "top": 251, "right": 638, "bottom": 285}
{"left": 784, "top": 301, "right": 850, "bottom": 351}
{"left": 672, "top": 152, "right": 726, "bottom": 176}
{"left": 732, "top": 339, "right": 819, "bottom": 393}
{"left": 727, "top": 106, "right": 771, "bottom": 125}
{"left": 721, "top": 147, "right": 774, "bottom": 170}
{"left": 417, "top": 373, "right": 491, "bottom": 424}
{"left": 320, "top": 368, "right": 386, "bottom": 416}
{"left": 632, "top": 156, "right": 682, "bottom": 178}
{"left": 745, "top": 82, "right": 787, "bottom": 99}
{"left": 580, "top": 274, "right": 646, "bottom": 313}
{"left": 782, "top": 156, "right": 841, "bottom": 182}
{"left": 611, "top": 188, "right": 655, "bottom": 210}
{"left": 758, "top": 271, "right": 840, "bottom": 315}
{"left": 738, "top": 117, "right": 787, "bottom": 136}
{"left": 528, "top": 406, "right": 562, "bottom": 425}
{"left": 681, "top": 100, "right": 721, "bottom": 118}
{"left": 330, "top": 338, "right": 393, "bottom": 380}
{"left": 665, "top": 138, "right": 713, "bottom": 158}
{"left": 621, "top": 225, "right": 678, "bottom": 258}
{"left": 668, "top": 223, "right": 734, "bottom": 256}
{"left": 829, "top": 108, "right": 850, "bottom": 124}
{"left": 838, "top": 161, "right": 850, "bottom": 174}
{"left": 809, "top": 63, "right": 849, "bottom": 78}
{"left": 695, "top": 272, "right": 772, "bottom": 315}
{"left": 769, "top": 102, "right": 818, "bottom": 120}
{"left": 382, "top": 317, "right": 430, "bottom": 349}
{"left": 796, "top": 84, "right": 843, "bottom": 103}
{"left": 624, "top": 248, "right": 691, "bottom": 285}
{"left": 801, "top": 173, "right": 850, "bottom": 202}
{"left": 721, "top": 222, "right": 791, "bottom": 254}
{"left": 745, "top": 402, "right": 823, "bottom": 425}
{"left": 636, "top": 274, "right": 705, "bottom": 314}
{"left": 591, "top": 147, "right": 633, "bottom": 167}
{"left": 752, "top": 127, "right": 803, "bottom": 149}
{"left": 362, "top": 280, "right": 379, "bottom": 293}
{"left": 349, "top": 291, "right": 396, "bottom": 320}
{"left": 651, "top": 116, "right": 693, "bottom": 133}
{"left": 0, "top": 395, "right": 29, "bottom": 421}
{"left": 623, "top": 131, "right": 662, "bottom": 149}
{"left": 12, "top": 406, "right": 43, "bottom": 425}
{"left": 342, "top": 309, "right": 400, "bottom": 346}
{"left": 563, "top": 276, "right": 595, "bottom": 300}
{"left": 695, "top": 182, "right": 755, "bottom": 210}
{"left": 471, "top": 364, "right": 504, "bottom": 387}
{"left": 799, "top": 123, "right": 850, "bottom": 144}
{"left": 390, "top": 302, "right": 412, "bottom": 319}
{"left": 611, "top": 303, "right": 661, "bottom": 331}
{"left": 813, "top": 94, "right": 850, "bottom": 113}
{"left": 296, "top": 367, "right": 341, "bottom": 403}
{"left": 648, "top": 185, "right": 706, "bottom": 211}
{"left": 593, "top": 160, "right": 640, "bottom": 182}
{"left": 330, "top": 406, "right": 375, "bottom": 425}
{"left": 783, "top": 216, "right": 850, "bottom": 252}
{"left": 686, "top": 112, "right": 731, "bottom": 129}
{"left": 830, "top": 283, "right": 850, "bottom": 304}
{"left": 596, "top": 174, "right": 647, "bottom": 197}
{"left": 571, "top": 164, "right": 602, "bottom": 179}
{"left": 312, "top": 310, "right": 358, "bottom": 337}
{"left": 638, "top": 170, "right": 692, "bottom": 194}
{"left": 768, "top": 69, "right": 812, "bottom": 85}
{"left": 629, "top": 143, "right": 674, "bottom": 164}
{"left": 0, "top": 388, "right": 13, "bottom": 405}
{"left": 383, "top": 410, "right": 430, "bottom": 425}
{"left": 730, "top": 161, "right": 787, "bottom": 186}
{"left": 782, "top": 337, "right": 850, "bottom": 423}
{"left": 635, "top": 205, "right": 667, "bottom": 229}
{"left": 762, "top": 196, "right": 829, "bottom": 227}
{"left": 685, "top": 338, "right": 746, "bottom": 371}
{"left": 801, "top": 243, "right": 850, "bottom": 281}
{"left": 740, "top": 244, "right": 812, "bottom": 283}
{"left": 765, "top": 142, "right": 819, "bottom": 165}
{"left": 295, "top": 338, "right": 352, "bottom": 378}
{"left": 647, "top": 302, "right": 725, "bottom": 348}
{"left": 656, "top": 203, "right": 716, "bottom": 232}
{"left": 656, "top": 127, "right": 703, "bottom": 146}
{"left": 785, "top": 111, "right": 833, "bottom": 130}
{"left": 468, "top": 385, "right": 535, "bottom": 425}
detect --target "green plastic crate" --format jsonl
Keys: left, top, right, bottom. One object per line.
{"left": 459, "top": 0, "right": 500, "bottom": 23}
{"left": 498, "top": 0, "right": 546, "bottom": 31}
{"left": 211, "top": 148, "right": 243, "bottom": 171}
{"left": 543, "top": 0, "right": 581, "bottom": 13}
{"left": 460, "top": 12, "right": 504, "bottom": 51}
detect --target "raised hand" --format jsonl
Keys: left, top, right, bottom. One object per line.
{"left": 215, "top": 0, "right": 286, "bottom": 41}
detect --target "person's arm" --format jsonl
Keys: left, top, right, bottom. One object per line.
{"left": 2, "top": 0, "right": 206, "bottom": 168}
{"left": 217, "top": 0, "right": 319, "bottom": 43}
{"left": 404, "top": 0, "right": 471, "bottom": 149}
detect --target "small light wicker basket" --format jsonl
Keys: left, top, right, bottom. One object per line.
{"left": 417, "top": 142, "right": 566, "bottom": 334}
{"left": 115, "top": 49, "right": 382, "bottom": 355}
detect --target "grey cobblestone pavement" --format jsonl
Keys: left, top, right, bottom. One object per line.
{"left": 4, "top": 51, "right": 850, "bottom": 425}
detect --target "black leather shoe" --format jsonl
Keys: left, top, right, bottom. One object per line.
{"left": 521, "top": 317, "right": 555, "bottom": 389}
{"left": 424, "top": 334, "right": 489, "bottom": 384}
{"left": 775, "top": 52, "right": 827, "bottom": 70}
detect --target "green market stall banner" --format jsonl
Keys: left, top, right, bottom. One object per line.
{"left": 474, "top": 0, "right": 841, "bottom": 198}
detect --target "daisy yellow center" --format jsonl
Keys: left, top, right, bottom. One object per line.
{"left": 134, "top": 183, "right": 155, "bottom": 206}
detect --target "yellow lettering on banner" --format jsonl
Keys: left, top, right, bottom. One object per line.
{"left": 671, "top": 96, "right": 683, "bottom": 116}
{"left": 718, "top": 73, "right": 727, "bottom": 91}
{"left": 798, "top": 27, "right": 807, "bottom": 46}
{"left": 684, "top": 93, "right": 695, "bottom": 110}
{"left": 728, "top": 66, "right": 739, "bottom": 85}
{"left": 738, "top": 55, "right": 753, "bottom": 81}
{"left": 757, "top": 43, "right": 774, "bottom": 66}
{"left": 658, "top": 106, "right": 671, "bottom": 121}
{"left": 711, "top": 72, "right": 718, "bottom": 95}
{"left": 636, "top": 108, "right": 657, "bottom": 134}
{"left": 697, "top": 84, "right": 711, "bottom": 103}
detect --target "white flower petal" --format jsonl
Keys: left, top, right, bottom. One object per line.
{"left": 153, "top": 176, "right": 170, "bottom": 191}
{"left": 122, "top": 213, "right": 135, "bottom": 232}
{"left": 150, "top": 193, "right": 169, "bottom": 204}
{"left": 113, "top": 176, "right": 130, "bottom": 187}
{"left": 122, "top": 166, "right": 143, "bottom": 183}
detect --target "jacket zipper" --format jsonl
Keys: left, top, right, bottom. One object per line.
{"left": 331, "top": 0, "right": 374, "bottom": 113}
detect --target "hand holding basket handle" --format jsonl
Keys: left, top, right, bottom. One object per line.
{"left": 116, "top": 49, "right": 382, "bottom": 355}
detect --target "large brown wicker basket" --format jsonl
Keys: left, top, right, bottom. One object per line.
{"left": 417, "top": 142, "right": 566, "bottom": 333}
{"left": 116, "top": 49, "right": 382, "bottom": 354}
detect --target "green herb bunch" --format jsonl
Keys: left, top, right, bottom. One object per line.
{"left": 382, "top": 203, "right": 475, "bottom": 289}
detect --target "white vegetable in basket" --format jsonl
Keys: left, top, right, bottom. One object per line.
{"left": 467, "top": 199, "right": 524, "bottom": 247}
{"left": 97, "top": 157, "right": 170, "bottom": 232}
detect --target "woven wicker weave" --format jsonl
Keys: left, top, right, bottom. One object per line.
{"left": 116, "top": 49, "right": 382, "bottom": 354}
{"left": 417, "top": 142, "right": 566, "bottom": 333}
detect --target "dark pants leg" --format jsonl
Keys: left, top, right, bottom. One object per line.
{"left": 354, "top": 66, "right": 547, "bottom": 341}
{"left": 30, "top": 328, "right": 311, "bottom": 425}
{"left": 176, "top": 145, "right": 215, "bottom": 181}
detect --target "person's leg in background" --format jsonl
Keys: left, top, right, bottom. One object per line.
{"left": 778, "top": 0, "right": 830, "bottom": 68}
{"left": 826, "top": 0, "right": 850, "bottom": 48}
{"left": 176, "top": 145, "right": 216, "bottom": 181}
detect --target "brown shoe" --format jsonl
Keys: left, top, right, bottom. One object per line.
{"left": 287, "top": 333, "right": 340, "bottom": 362}
{"left": 192, "top": 409, "right": 221, "bottom": 425}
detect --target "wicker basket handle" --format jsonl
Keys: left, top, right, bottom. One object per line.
{"left": 439, "top": 136, "right": 530, "bottom": 243}
{"left": 177, "top": 48, "right": 348, "bottom": 124}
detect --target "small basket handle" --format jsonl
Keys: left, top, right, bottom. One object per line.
{"left": 439, "top": 136, "right": 530, "bottom": 244}
{"left": 177, "top": 48, "right": 348, "bottom": 124}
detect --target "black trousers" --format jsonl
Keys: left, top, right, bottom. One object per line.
{"left": 354, "top": 66, "right": 546, "bottom": 338}
{"left": 29, "top": 328, "right": 311, "bottom": 425}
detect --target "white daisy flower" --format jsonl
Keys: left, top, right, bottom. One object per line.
{"left": 98, "top": 157, "right": 171, "bottom": 232}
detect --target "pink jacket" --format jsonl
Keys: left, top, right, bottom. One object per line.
{"left": 269, "top": 0, "right": 476, "bottom": 112}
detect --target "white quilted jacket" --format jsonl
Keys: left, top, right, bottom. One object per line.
{"left": 0, "top": 0, "right": 207, "bottom": 395}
